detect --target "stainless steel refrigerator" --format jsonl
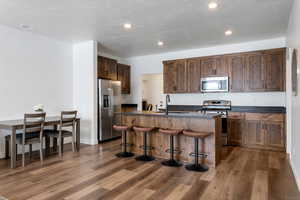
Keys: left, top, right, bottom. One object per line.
{"left": 98, "top": 79, "right": 122, "bottom": 142}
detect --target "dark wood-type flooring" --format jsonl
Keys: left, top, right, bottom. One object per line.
{"left": 0, "top": 140, "right": 299, "bottom": 200}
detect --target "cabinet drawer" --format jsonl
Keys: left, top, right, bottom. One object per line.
{"left": 245, "top": 113, "right": 284, "bottom": 122}
{"left": 228, "top": 112, "right": 245, "bottom": 119}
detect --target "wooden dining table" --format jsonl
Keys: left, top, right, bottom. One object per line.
{"left": 0, "top": 116, "right": 80, "bottom": 168}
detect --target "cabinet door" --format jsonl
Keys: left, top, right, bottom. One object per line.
{"left": 245, "top": 53, "right": 265, "bottom": 92}
{"left": 163, "top": 60, "right": 187, "bottom": 93}
{"left": 201, "top": 57, "right": 227, "bottom": 77}
{"left": 117, "top": 64, "right": 131, "bottom": 94}
{"left": 228, "top": 118, "right": 243, "bottom": 145}
{"left": 98, "top": 56, "right": 118, "bottom": 80}
{"left": 243, "top": 121, "right": 265, "bottom": 147}
{"left": 187, "top": 58, "right": 201, "bottom": 93}
{"left": 264, "top": 49, "right": 285, "bottom": 91}
{"left": 227, "top": 55, "right": 246, "bottom": 92}
{"left": 264, "top": 122, "right": 285, "bottom": 150}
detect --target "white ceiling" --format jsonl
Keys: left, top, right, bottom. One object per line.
{"left": 0, "top": 0, "right": 293, "bottom": 57}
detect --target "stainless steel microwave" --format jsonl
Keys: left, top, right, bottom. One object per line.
{"left": 201, "top": 77, "right": 229, "bottom": 93}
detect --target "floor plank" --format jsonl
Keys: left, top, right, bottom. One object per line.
{"left": 0, "top": 142, "right": 299, "bottom": 200}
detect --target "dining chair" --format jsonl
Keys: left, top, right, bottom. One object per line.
{"left": 45, "top": 111, "right": 77, "bottom": 157}
{"left": 5, "top": 113, "right": 46, "bottom": 167}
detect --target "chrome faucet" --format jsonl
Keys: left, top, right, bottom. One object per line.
{"left": 166, "top": 94, "right": 170, "bottom": 115}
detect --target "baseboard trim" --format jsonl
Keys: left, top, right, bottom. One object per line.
{"left": 0, "top": 152, "right": 5, "bottom": 159}
{"left": 290, "top": 157, "right": 300, "bottom": 191}
{"left": 80, "top": 138, "right": 98, "bottom": 145}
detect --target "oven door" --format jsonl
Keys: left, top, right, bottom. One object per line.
{"left": 201, "top": 77, "right": 229, "bottom": 92}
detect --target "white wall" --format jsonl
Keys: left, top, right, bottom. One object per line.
{"left": 141, "top": 74, "right": 164, "bottom": 109}
{"left": 73, "top": 41, "right": 98, "bottom": 145}
{"left": 0, "top": 25, "right": 74, "bottom": 158}
{"left": 125, "top": 37, "right": 287, "bottom": 109}
{"left": 287, "top": 0, "right": 300, "bottom": 190}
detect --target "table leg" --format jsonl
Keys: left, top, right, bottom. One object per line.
{"left": 10, "top": 128, "right": 16, "bottom": 168}
{"left": 53, "top": 125, "right": 58, "bottom": 152}
{"left": 76, "top": 119, "right": 80, "bottom": 152}
{"left": 45, "top": 136, "right": 50, "bottom": 157}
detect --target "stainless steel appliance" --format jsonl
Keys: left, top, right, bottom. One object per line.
{"left": 202, "top": 100, "right": 231, "bottom": 145}
{"left": 201, "top": 77, "right": 229, "bottom": 93}
{"left": 98, "top": 79, "right": 122, "bottom": 142}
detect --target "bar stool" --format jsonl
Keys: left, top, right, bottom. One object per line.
{"left": 183, "top": 130, "right": 212, "bottom": 172}
{"left": 159, "top": 128, "right": 182, "bottom": 167}
{"left": 113, "top": 125, "right": 134, "bottom": 158}
{"left": 133, "top": 126, "right": 155, "bottom": 161}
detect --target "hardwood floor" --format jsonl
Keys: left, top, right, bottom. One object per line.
{"left": 0, "top": 140, "right": 299, "bottom": 200}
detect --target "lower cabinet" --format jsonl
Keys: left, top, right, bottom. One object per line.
{"left": 227, "top": 112, "right": 285, "bottom": 152}
{"left": 243, "top": 120, "right": 265, "bottom": 148}
{"left": 264, "top": 122, "right": 285, "bottom": 149}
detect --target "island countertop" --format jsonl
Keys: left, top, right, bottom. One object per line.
{"left": 122, "top": 111, "right": 221, "bottom": 119}
{"left": 122, "top": 111, "right": 223, "bottom": 168}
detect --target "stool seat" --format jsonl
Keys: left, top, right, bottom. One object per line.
{"left": 183, "top": 130, "right": 212, "bottom": 138}
{"left": 159, "top": 128, "right": 182, "bottom": 136}
{"left": 133, "top": 126, "right": 154, "bottom": 133}
{"left": 113, "top": 125, "right": 130, "bottom": 131}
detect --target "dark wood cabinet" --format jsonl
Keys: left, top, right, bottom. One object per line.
{"left": 264, "top": 122, "right": 285, "bottom": 149}
{"left": 117, "top": 64, "right": 131, "bottom": 94}
{"left": 242, "top": 113, "right": 285, "bottom": 151}
{"left": 162, "top": 48, "right": 285, "bottom": 94}
{"left": 187, "top": 58, "right": 201, "bottom": 93}
{"left": 264, "top": 49, "right": 285, "bottom": 91}
{"left": 227, "top": 112, "right": 245, "bottom": 145}
{"left": 163, "top": 60, "right": 187, "bottom": 93}
{"left": 200, "top": 56, "right": 227, "bottom": 77}
{"left": 245, "top": 52, "right": 265, "bottom": 92}
{"left": 98, "top": 56, "right": 118, "bottom": 80}
{"left": 227, "top": 55, "right": 246, "bottom": 92}
{"left": 243, "top": 120, "right": 265, "bottom": 147}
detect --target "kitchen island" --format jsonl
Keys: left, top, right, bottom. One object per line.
{"left": 122, "top": 112, "right": 222, "bottom": 168}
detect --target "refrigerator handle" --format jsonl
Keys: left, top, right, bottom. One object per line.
{"left": 108, "top": 88, "right": 114, "bottom": 116}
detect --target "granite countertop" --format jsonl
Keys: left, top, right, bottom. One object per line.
{"left": 123, "top": 111, "right": 221, "bottom": 119}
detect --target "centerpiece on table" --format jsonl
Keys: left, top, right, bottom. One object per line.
{"left": 33, "top": 104, "right": 44, "bottom": 113}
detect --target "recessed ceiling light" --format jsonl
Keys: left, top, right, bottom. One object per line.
{"left": 19, "top": 24, "right": 32, "bottom": 30}
{"left": 208, "top": 2, "right": 218, "bottom": 9}
{"left": 225, "top": 30, "right": 233, "bottom": 36}
{"left": 123, "top": 23, "right": 132, "bottom": 29}
{"left": 158, "top": 41, "right": 164, "bottom": 46}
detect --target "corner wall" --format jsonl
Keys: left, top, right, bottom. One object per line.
{"left": 0, "top": 25, "right": 74, "bottom": 158}
{"left": 287, "top": 0, "right": 300, "bottom": 190}
{"left": 73, "top": 41, "right": 98, "bottom": 145}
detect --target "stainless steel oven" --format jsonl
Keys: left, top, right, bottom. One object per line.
{"left": 201, "top": 77, "right": 229, "bottom": 93}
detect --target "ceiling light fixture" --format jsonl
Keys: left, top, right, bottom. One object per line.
{"left": 19, "top": 24, "right": 32, "bottom": 30}
{"left": 208, "top": 2, "right": 218, "bottom": 9}
{"left": 158, "top": 41, "right": 164, "bottom": 46}
{"left": 225, "top": 30, "right": 233, "bottom": 36}
{"left": 123, "top": 23, "right": 132, "bottom": 29}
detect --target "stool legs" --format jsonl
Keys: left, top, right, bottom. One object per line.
{"left": 185, "top": 138, "right": 209, "bottom": 172}
{"left": 116, "top": 130, "right": 134, "bottom": 158}
{"left": 162, "top": 135, "right": 182, "bottom": 167}
{"left": 135, "top": 132, "right": 155, "bottom": 161}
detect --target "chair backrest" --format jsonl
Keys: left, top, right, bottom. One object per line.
{"left": 60, "top": 111, "right": 77, "bottom": 128}
{"left": 23, "top": 113, "right": 46, "bottom": 141}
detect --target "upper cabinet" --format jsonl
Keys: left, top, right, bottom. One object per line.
{"left": 187, "top": 58, "right": 201, "bottom": 93}
{"left": 201, "top": 56, "right": 228, "bottom": 77}
{"left": 163, "top": 48, "right": 286, "bottom": 94}
{"left": 98, "top": 56, "right": 131, "bottom": 94}
{"left": 117, "top": 63, "right": 131, "bottom": 94}
{"left": 264, "top": 49, "right": 285, "bottom": 91}
{"left": 163, "top": 59, "right": 187, "bottom": 93}
{"left": 245, "top": 52, "right": 266, "bottom": 92}
{"left": 98, "top": 56, "right": 118, "bottom": 80}
{"left": 226, "top": 55, "right": 246, "bottom": 92}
